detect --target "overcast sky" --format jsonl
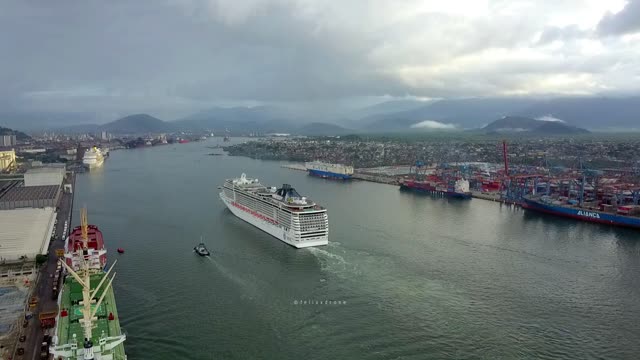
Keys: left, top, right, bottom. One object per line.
{"left": 1, "top": 0, "right": 639, "bottom": 119}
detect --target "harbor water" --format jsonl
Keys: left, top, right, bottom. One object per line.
{"left": 73, "top": 139, "right": 640, "bottom": 359}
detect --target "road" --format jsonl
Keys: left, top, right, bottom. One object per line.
{"left": 17, "top": 173, "right": 74, "bottom": 360}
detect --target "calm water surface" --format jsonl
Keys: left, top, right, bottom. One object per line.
{"left": 73, "top": 139, "right": 640, "bottom": 359}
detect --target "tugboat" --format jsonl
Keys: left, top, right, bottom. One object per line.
{"left": 194, "top": 242, "right": 210, "bottom": 256}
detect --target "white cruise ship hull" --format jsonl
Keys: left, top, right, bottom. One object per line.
{"left": 83, "top": 158, "right": 104, "bottom": 169}
{"left": 220, "top": 192, "right": 328, "bottom": 248}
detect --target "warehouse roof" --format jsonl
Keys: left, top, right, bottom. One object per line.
{"left": 0, "top": 185, "right": 59, "bottom": 202}
{"left": 0, "top": 207, "right": 56, "bottom": 261}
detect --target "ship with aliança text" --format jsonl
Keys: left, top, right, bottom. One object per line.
{"left": 220, "top": 173, "right": 328, "bottom": 248}
{"left": 305, "top": 161, "right": 353, "bottom": 180}
{"left": 521, "top": 195, "right": 640, "bottom": 229}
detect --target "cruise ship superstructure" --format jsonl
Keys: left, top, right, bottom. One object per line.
{"left": 82, "top": 147, "right": 105, "bottom": 169}
{"left": 220, "top": 173, "right": 328, "bottom": 248}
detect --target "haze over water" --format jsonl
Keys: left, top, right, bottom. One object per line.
{"left": 72, "top": 139, "right": 640, "bottom": 360}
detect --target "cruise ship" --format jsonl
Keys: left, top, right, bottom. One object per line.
{"left": 50, "top": 209, "right": 127, "bottom": 359}
{"left": 220, "top": 173, "right": 328, "bottom": 248}
{"left": 305, "top": 161, "right": 353, "bottom": 180}
{"left": 82, "top": 147, "right": 105, "bottom": 169}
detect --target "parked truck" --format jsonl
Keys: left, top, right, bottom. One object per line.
{"left": 39, "top": 308, "right": 58, "bottom": 329}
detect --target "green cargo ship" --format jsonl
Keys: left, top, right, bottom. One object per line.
{"left": 50, "top": 209, "right": 126, "bottom": 359}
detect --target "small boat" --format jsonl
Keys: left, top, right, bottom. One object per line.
{"left": 117, "top": 248, "right": 124, "bottom": 254}
{"left": 194, "top": 242, "right": 210, "bottom": 256}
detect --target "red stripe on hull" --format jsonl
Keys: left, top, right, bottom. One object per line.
{"left": 231, "top": 201, "right": 279, "bottom": 225}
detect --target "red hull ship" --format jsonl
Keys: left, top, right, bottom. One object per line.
{"left": 65, "top": 211, "right": 107, "bottom": 270}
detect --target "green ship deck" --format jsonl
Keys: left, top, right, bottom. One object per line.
{"left": 56, "top": 272, "right": 126, "bottom": 359}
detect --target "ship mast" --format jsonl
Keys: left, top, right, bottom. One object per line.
{"left": 81, "top": 208, "right": 89, "bottom": 250}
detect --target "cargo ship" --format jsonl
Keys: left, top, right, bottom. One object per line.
{"left": 400, "top": 177, "right": 472, "bottom": 199}
{"left": 50, "top": 209, "right": 126, "bottom": 359}
{"left": 305, "top": 161, "right": 353, "bottom": 180}
{"left": 65, "top": 223, "right": 107, "bottom": 271}
{"left": 220, "top": 173, "right": 328, "bottom": 248}
{"left": 82, "top": 147, "right": 105, "bottom": 169}
{"left": 522, "top": 195, "right": 640, "bottom": 229}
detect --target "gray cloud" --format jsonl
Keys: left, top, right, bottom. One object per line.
{"left": 0, "top": 0, "right": 638, "bottom": 119}
{"left": 598, "top": 0, "right": 640, "bottom": 35}
{"left": 538, "top": 25, "right": 592, "bottom": 44}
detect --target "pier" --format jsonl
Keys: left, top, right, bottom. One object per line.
{"left": 282, "top": 163, "right": 509, "bottom": 201}
{"left": 281, "top": 164, "right": 307, "bottom": 171}
{"left": 17, "top": 172, "right": 75, "bottom": 360}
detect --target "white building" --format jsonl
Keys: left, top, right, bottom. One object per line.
{"left": 0, "top": 135, "right": 16, "bottom": 147}
{"left": 24, "top": 167, "right": 65, "bottom": 187}
{"left": 0, "top": 207, "right": 56, "bottom": 261}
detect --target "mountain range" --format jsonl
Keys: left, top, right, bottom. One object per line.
{"left": 481, "top": 116, "right": 590, "bottom": 135}
{"left": 0, "top": 126, "right": 30, "bottom": 140}
{"left": 357, "top": 96, "right": 640, "bottom": 131}
{"left": 1, "top": 95, "right": 639, "bottom": 135}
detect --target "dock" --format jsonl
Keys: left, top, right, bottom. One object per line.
{"left": 470, "top": 191, "right": 504, "bottom": 202}
{"left": 351, "top": 173, "right": 399, "bottom": 185}
{"left": 281, "top": 163, "right": 307, "bottom": 171}
{"left": 281, "top": 164, "right": 512, "bottom": 203}
{"left": 17, "top": 172, "right": 75, "bottom": 360}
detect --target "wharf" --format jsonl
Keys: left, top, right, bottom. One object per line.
{"left": 352, "top": 172, "right": 399, "bottom": 185}
{"left": 281, "top": 163, "right": 307, "bottom": 171}
{"left": 281, "top": 164, "right": 508, "bottom": 203}
{"left": 17, "top": 172, "right": 75, "bottom": 360}
{"left": 470, "top": 191, "right": 504, "bottom": 202}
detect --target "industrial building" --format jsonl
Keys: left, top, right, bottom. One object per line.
{"left": 23, "top": 166, "right": 65, "bottom": 186}
{"left": 0, "top": 135, "right": 16, "bottom": 147}
{"left": 0, "top": 150, "right": 15, "bottom": 171}
{"left": 0, "top": 184, "right": 61, "bottom": 210}
{"left": 0, "top": 165, "right": 65, "bottom": 352}
{"left": 0, "top": 166, "right": 65, "bottom": 259}
{"left": 0, "top": 207, "right": 56, "bottom": 261}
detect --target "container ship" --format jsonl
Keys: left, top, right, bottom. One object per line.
{"left": 50, "top": 209, "right": 127, "bottom": 359}
{"left": 220, "top": 173, "right": 328, "bottom": 248}
{"left": 522, "top": 195, "right": 640, "bottom": 229}
{"left": 400, "top": 176, "right": 472, "bottom": 199}
{"left": 305, "top": 161, "right": 353, "bottom": 180}
{"left": 82, "top": 147, "right": 105, "bottom": 169}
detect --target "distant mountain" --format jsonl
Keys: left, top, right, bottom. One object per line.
{"left": 296, "top": 122, "right": 352, "bottom": 136}
{"left": 0, "top": 125, "right": 31, "bottom": 140}
{"left": 358, "top": 96, "right": 640, "bottom": 131}
{"left": 534, "top": 121, "right": 591, "bottom": 135}
{"left": 482, "top": 116, "right": 589, "bottom": 135}
{"left": 56, "top": 124, "right": 101, "bottom": 134}
{"left": 520, "top": 97, "right": 640, "bottom": 130}
{"left": 360, "top": 98, "right": 539, "bottom": 131}
{"left": 0, "top": 111, "right": 103, "bottom": 132}
{"left": 101, "top": 114, "right": 172, "bottom": 134}
{"left": 174, "top": 106, "right": 295, "bottom": 133}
